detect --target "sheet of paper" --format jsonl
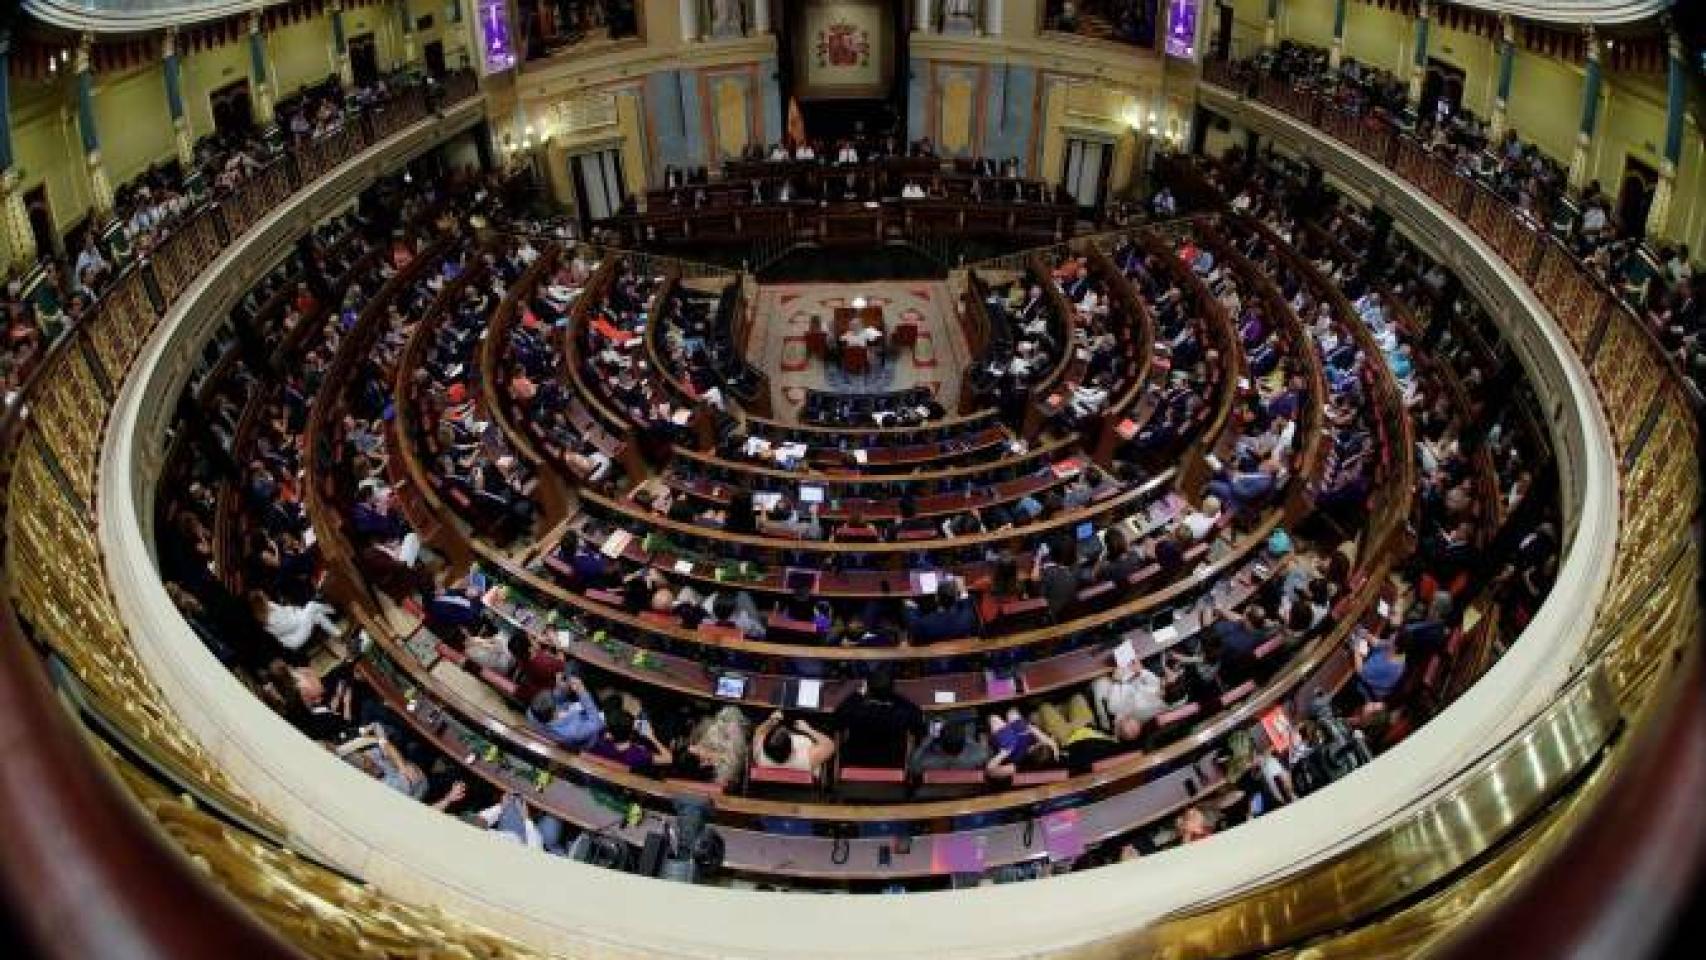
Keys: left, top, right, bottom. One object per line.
{"left": 933, "top": 691, "right": 957, "bottom": 705}
{"left": 917, "top": 571, "right": 940, "bottom": 595}
{"left": 853, "top": 449, "right": 869, "bottom": 464}
{"left": 600, "top": 530, "right": 632, "bottom": 558}
{"left": 674, "top": 560, "right": 695, "bottom": 575}
{"left": 1153, "top": 624, "right": 1179, "bottom": 645}
{"left": 794, "top": 678, "right": 823, "bottom": 710}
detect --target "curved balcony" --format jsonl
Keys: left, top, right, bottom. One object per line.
{"left": 21, "top": 1, "right": 298, "bottom": 32}
{"left": 86, "top": 59, "right": 1630, "bottom": 960}
{"left": 0, "top": 50, "right": 1697, "bottom": 960}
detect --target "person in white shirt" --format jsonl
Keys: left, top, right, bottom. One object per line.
{"left": 1093, "top": 660, "right": 1170, "bottom": 728}
{"left": 1182, "top": 496, "right": 1223, "bottom": 541}
{"left": 769, "top": 143, "right": 789, "bottom": 161}
{"left": 794, "top": 142, "right": 817, "bottom": 161}
{"left": 836, "top": 141, "right": 859, "bottom": 164}
{"left": 251, "top": 592, "right": 342, "bottom": 651}
{"left": 1069, "top": 378, "right": 1110, "bottom": 419}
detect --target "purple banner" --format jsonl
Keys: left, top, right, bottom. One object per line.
{"left": 1165, "top": 0, "right": 1198, "bottom": 61}
{"left": 477, "top": 0, "right": 517, "bottom": 74}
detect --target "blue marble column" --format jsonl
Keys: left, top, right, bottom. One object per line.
{"left": 1489, "top": 15, "right": 1515, "bottom": 140}
{"left": 1646, "top": 30, "right": 1687, "bottom": 237}
{"left": 1567, "top": 27, "right": 1601, "bottom": 192}
{"left": 1408, "top": 1, "right": 1430, "bottom": 105}
{"left": 332, "top": 1, "right": 353, "bottom": 85}
{"left": 1330, "top": 0, "right": 1347, "bottom": 67}
{"left": 249, "top": 12, "right": 276, "bottom": 125}
{"left": 75, "top": 35, "right": 116, "bottom": 220}
{"left": 163, "top": 26, "right": 195, "bottom": 166}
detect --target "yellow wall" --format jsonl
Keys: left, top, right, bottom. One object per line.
{"left": 266, "top": 18, "right": 338, "bottom": 99}
{"left": 90, "top": 68, "right": 177, "bottom": 186}
{"left": 1505, "top": 54, "right": 1585, "bottom": 164}
{"left": 1283, "top": 0, "right": 1336, "bottom": 51}
{"left": 1227, "top": 0, "right": 1703, "bottom": 252}
{"left": 7, "top": 91, "right": 91, "bottom": 254}
{"left": 1, "top": 3, "right": 477, "bottom": 264}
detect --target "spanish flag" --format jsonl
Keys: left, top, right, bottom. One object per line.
{"left": 786, "top": 97, "right": 807, "bottom": 149}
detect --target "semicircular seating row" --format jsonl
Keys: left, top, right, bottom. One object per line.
{"left": 152, "top": 151, "right": 1558, "bottom": 888}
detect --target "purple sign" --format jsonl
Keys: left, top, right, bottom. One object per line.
{"left": 477, "top": 0, "right": 517, "bottom": 74}
{"left": 1165, "top": 0, "right": 1199, "bottom": 61}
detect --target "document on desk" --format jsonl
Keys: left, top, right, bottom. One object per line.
{"left": 933, "top": 691, "right": 957, "bottom": 705}
{"left": 601, "top": 530, "right": 633, "bottom": 558}
{"left": 916, "top": 571, "right": 940, "bottom": 595}
{"left": 674, "top": 560, "right": 695, "bottom": 575}
{"left": 794, "top": 678, "right": 823, "bottom": 710}
{"left": 1153, "top": 624, "right": 1179, "bottom": 645}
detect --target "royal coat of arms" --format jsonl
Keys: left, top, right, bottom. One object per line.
{"left": 816, "top": 22, "right": 871, "bottom": 68}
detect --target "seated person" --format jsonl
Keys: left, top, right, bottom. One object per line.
{"left": 834, "top": 667, "right": 925, "bottom": 768}
{"left": 1092, "top": 656, "right": 1173, "bottom": 728}
{"left": 908, "top": 713, "right": 991, "bottom": 775}
{"left": 668, "top": 705, "right": 752, "bottom": 787}
{"left": 983, "top": 709, "right": 1060, "bottom": 780}
{"left": 527, "top": 672, "right": 605, "bottom": 750}
{"left": 752, "top": 710, "right": 837, "bottom": 776}
{"left": 588, "top": 708, "right": 673, "bottom": 772}
{"left": 904, "top": 580, "right": 978, "bottom": 642}
{"left": 1032, "top": 693, "right": 1144, "bottom": 774}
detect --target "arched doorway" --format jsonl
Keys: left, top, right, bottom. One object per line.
{"left": 1617, "top": 157, "right": 1657, "bottom": 239}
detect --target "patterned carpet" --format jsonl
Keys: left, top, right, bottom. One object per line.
{"left": 747, "top": 281, "right": 971, "bottom": 423}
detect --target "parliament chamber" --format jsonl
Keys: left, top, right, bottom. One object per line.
{"left": 0, "top": 1, "right": 1702, "bottom": 958}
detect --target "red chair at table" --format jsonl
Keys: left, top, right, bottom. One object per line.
{"left": 807, "top": 316, "right": 829, "bottom": 359}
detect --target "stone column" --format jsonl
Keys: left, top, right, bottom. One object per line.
{"left": 398, "top": 0, "right": 417, "bottom": 64}
{"left": 1408, "top": 0, "right": 1430, "bottom": 105}
{"left": 680, "top": 0, "right": 701, "bottom": 42}
{"left": 752, "top": 0, "right": 770, "bottom": 35}
{"left": 0, "top": 30, "right": 38, "bottom": 269}
{"left": 984, "top": 0, "right": 1003, "bottom": 37}
{"left": 1264, "top": 0, "right": 1279, "bottom": 50}
{"left": 162, "top": 27, "right": 194, "bottom": 167}
{"left": 1329, "top": 0, "right": 1347, "bottom": 69}
{"left": 916, "top": 0, "right": 933, "bottom": 34}
{"left": 249, "top": 12, "right": 276, "bottom": 126}
{"left": 1646, "top": 29, "right": 1687, "bottom": 238}
{"left": 75, "top": 35, "right": 116, "bottom": 222}
{"left": 331, "top": 1, "right": 354, "bottom": 85}
{"left": 1487, "top": 15, "right": 1515, "bottom": 142}
{"left": 1567, "top": 27, "right": 1601, "bottom": 193}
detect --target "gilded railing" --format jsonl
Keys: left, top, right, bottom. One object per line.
{"left": 0, "top": 71, "right": 508, "bottom": 959}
